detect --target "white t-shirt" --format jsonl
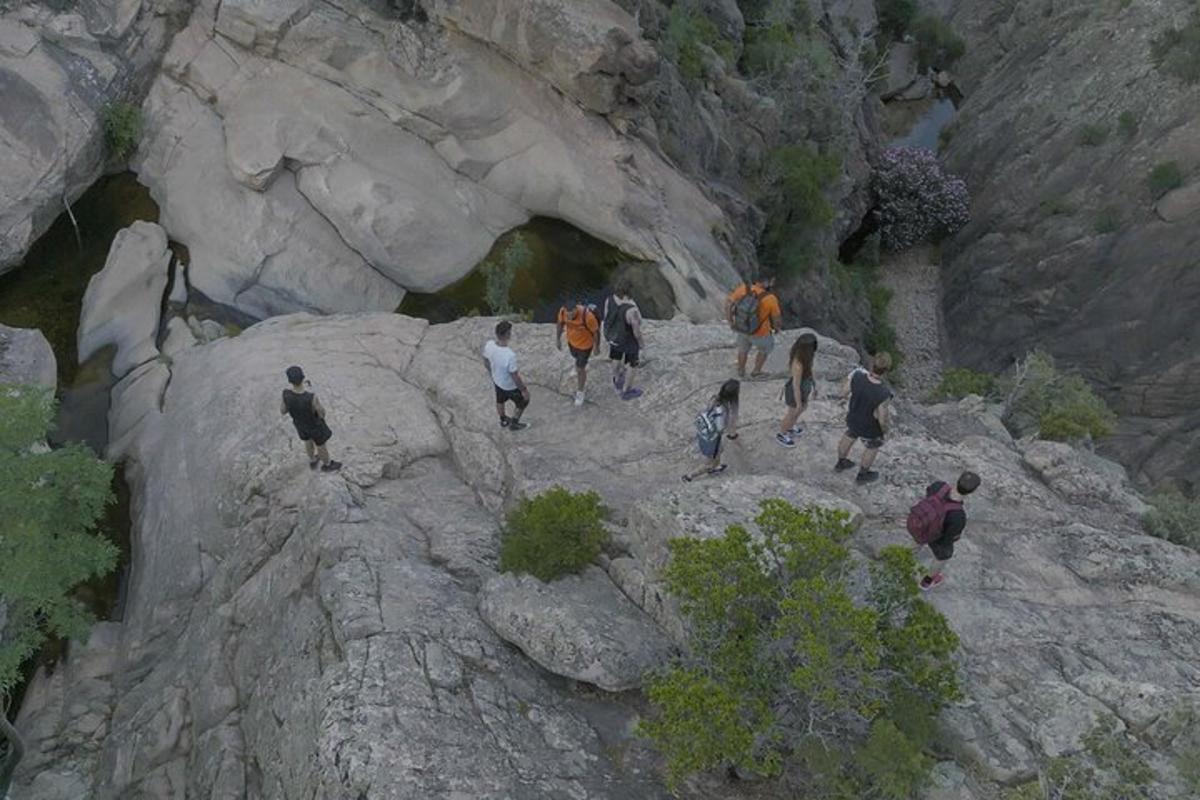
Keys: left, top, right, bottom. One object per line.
{"left": 483, "top": 340, "right": 519, "bottom": 390}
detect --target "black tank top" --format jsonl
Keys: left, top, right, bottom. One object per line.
{"left": 282, "top": 389, "right": 321, "bottom": 432}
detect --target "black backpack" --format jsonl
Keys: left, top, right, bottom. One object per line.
{"left": 603, "top": 298, "right": 633, "bottom": 346}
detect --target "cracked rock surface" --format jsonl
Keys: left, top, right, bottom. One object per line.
{"left": 13, "top": 313, "right": 1200, "bottom": 798}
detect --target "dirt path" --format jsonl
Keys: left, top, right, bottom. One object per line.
{"left": 881, "top": 245, "right": 946, "bottom": 399}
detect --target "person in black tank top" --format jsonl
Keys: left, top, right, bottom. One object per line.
{"left": 833, "top": 352, "right": 893, "bottom": 484}
{"left": 280, "top": 366, "right": 341, "bottom": 472}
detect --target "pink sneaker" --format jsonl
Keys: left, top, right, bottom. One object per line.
{"left": 919, "top": 573, "right": 945, "bottom": 591}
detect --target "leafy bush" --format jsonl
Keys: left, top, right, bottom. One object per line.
{"left": 482, "top": 232, "right": 531, "bottom": 315}
{"left": 498, "top": 487, "right": 608, "bottom": 582}
{"left": 876, "top": 0, "right": 918, "bottom": 40}
{"left": 1148, "top": 161, "right": 1184, "bottom": 197}
{"left": 874, "top": 146, "right": 970, "bottom": 252}
{"left": 102, "top": 101, "right": 142, "bottom": 161}
{"left": 664, "top": 3, "right": 734, "bottom": 82}
{"left": 1078, "top": 123, "right": 1109, "bottom": 147}
{"left": 864, "top": 281, "right": 903, "bottom": 371}
{"left": 640, "top": 501, "right": 960, "bottom": 794}
{"left": 936, "top": 367, "right": 997, "bottom": 400}
{"left": 0, "top": 385, "right": 117, "bottom": 695}
{"left": 1151, "top": 11, "right": 1200, "bottom": 84}
{"left": 1002, "top": 717, "right": 1161, "bottom": 800}
{"left": 761, "top": 144, "right": 841, "bottom": 275}
{"left": 742, "top": 22, "right": 800, "bottom": 76}
{"left": 1142, "top": 490, "right": 1200, "bottom": 550}
{"left": 1094, "top": 206, "right": 1121, "bottom": 234}
{"left": 1117, "top": 110, "right": 1139, "bottom": 140}
{"left": 912, "top": 16, "right": 966, "bottom": 72}
{"left": 1003, "top": 350, "right": 1116, "bottom": 442}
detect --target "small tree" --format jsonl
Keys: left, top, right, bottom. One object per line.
{"left": 911, "top": 16, "right": 966, "bottom": 72}
{"left": 1147, "top": 161, "right": 1184, "bottom": 197}
{"left": 1002, "top": 350, "right": 1116, "bottom": 442}
{"left": 0, "top": 386, "right": 117, "bottom": 796}
{"left": 874, "top": 147, "right": 970, "bottom": 252}
{"left": 498, "top": 487, "right": 609, "bottom": 582}
{"left": 1142, "top": 490, "right": 1200, "bottom": 550}
{"left": 663, "top": 2, "right": 735, "bottom": 82}
{"left": 876, "top": 0, "right": 918, "bottom": 40}
{"left": 102, "top": 101, "right": 143, "bottom": 161}
{"left": 761, "top": 144, "right": 842, "bottom": 275}
{"left": 1151, "top": 10, "right": 1200, "bottom": 84}
{"left": 482, "top": 232, "right": 532, "bottom": 315}
{"left": 640, "top": 501, "right": 960, "bottom": 795}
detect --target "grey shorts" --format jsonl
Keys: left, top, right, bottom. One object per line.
{"left": 735, "top": 332, "right": 774, "bottom": 355}
{"left": 846, "top": 429, "right": 885, "bottom": 449}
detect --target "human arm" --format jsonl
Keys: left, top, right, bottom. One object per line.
{"left": 313, "top": 395, "right": 327, "bottom": 420}
{"left": 280, "top": 394, "right": 288, "bottom": 415}
{"left": 555, "top": 319, "right": 564, "bottom": 351}
{"left": 725, "top": 404, "right": 739, "bottom": 439}
{"left": 511, "top": 369, "right": 529, "bottom": 400}
{"left": 874, "top": 400, "right": 890, "bottom": 433}
{"left": 629, "top": 307, "right": 645, "bottom": 349}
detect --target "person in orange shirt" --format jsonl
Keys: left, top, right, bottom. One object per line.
{"left": 725, "top": 277, "right": 783, "bottom": 379}
{"left": 556, "top": 297, "right": 602, "bottom": 406}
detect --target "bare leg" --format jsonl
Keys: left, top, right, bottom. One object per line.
{"left": 750, "top": 349, "right": 768, "bottom": 377}
{"left": 576, "top": 366, "right": 587, "bottom": 391}
{"left": 316, "top": 444, "right": 331, "bottom": 465}
{"left": 861, "top": 447, "right": 880, "bottom": 471}
{"left": 613, "top": 362, "right": 626, "bottom": 393}
{"left": 837, "top": 434, "right": 856, "bottom": 461}
{"left": 736, "top": 348, "right": 748, "bottom": 378}
{"left": 623, "top": 365, "right": 637, "bottom": 393}
{"left": 495, "top": 401, "right": 507, "bottom": 422}
{"left": 305, "top": 440, "right": 317, "bottom": 461}
{"left": 780, "top": 404, "right": 801, "bottom": 434}
{"left": 684, "top": 454, "right": 721, "bottom": 481}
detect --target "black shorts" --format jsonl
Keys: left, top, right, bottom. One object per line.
{"left": 845, "top": 428, "right": 884, "bottom": 449}
{"left": 783, "top": 377, "right": 815, "bottom": 409}
{"left": 297, "top": 420, "right": 332, "bottom": 447}
{"left": 569, "top": 345, "right": 592, "bottom": 369}
{"left": 929, "top": 536, "right": 956, "bottom": 561}
{"left": 609, "top": 344, "right": 640, "bottom": 367}
{"left": 494, "top": 384, "right": 529, "bottom": 408}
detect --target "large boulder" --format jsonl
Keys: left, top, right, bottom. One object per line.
{"left": 77, "top": 221, "right": 170, "bottom": 378}
{"left": 479, "top": 567, "right": 675, "bottom": 691}
{"left": 0, "top": 322, "right": 57, "bottom": 389}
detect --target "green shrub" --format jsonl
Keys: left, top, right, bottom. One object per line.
{"left": 498, "top": 487, "right": 608, "bottom": 582}
{"left": 664, "top": 3, "right": 734, "bottom": 82}
{"left": 0, "top": 386, "right": 117, "bottom": 696}
{"left": 936, "top": 367, "right": 997, "bottom": 399}
{"left": 760, "top": 144, "right": 841, "bottom": 276}
{"left": 1038, "top": 194, "right": 1074, "bottom": 217}
{"left": 742, "top": 22, "right": 800, "bottom": 76}
{"left": 876, "top": 0, "right": 918, "bottom": 40}
{"left": 102, "top": 101, "right": 142, "bottom": 161}
{"left": 1117, "top": 110, "right": 1139, "bottom": 140}
{"left": 1005, "top": 717, "right": 1161, "bottom": 800}
{"left": 912, "top": 16, "right": 966, "bottom": 72}
{"left": 1003, "top": 350, "right": 1116, "bottom": 442}
{"left": 1077, "top": 123, "right": 1109, "bottom": 147}
{"left": 1148, "top": 161, "right": 1185, "bottom": 197}
{"left": 1142, "top": 490, "right": 1200, "bottom": 550}
{"left": 640, "top": 501, "right": 960, "bottom": 794}
{"left": 1094, "top": 206, "right": 1121, "bottom": 234}
{"left": 482, "top": 232, "right": 532, "bottom": 315}
{"left": 864, "top": 281, "right": 904, "bottom": 373}
{"left": 1151, "top": 11, "right": 1200, "bottom": 84}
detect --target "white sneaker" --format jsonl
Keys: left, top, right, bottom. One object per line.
{"left": 573, "top": 391, "right": 585, "bottom": 406}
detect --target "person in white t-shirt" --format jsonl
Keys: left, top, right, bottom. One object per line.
{"left": 482, "top": 320, "right": 530, "bottom": 431}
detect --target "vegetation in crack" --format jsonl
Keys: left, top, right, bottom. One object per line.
{"left": 498, "top": 487, "right": 609, "bottom": 582}
{"left": 1151, "top": 8, "right": 1200, "bottom": 84}
{"left": 1142, "top": 490, "right": 1200, "bottom": 551}
{"left": 481, "top": 233, "right": 533, "bottom": 317}
{"left": 102, "top": 101, "right": 143, "bottom": 163}
{"left": 760, "top": 144, "right": 842, "bottom": 278}
{"left": 640, "top": 500, "right": 960, "bottom": 796}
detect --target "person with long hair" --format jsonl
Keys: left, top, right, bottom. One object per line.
{"left": 776, "top": 333, "right": 818, "bottom": 448}
{"left": 683, "top": 379, "right": 740, "bottom": 482}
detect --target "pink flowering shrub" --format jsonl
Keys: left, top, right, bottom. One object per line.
{"left": 873, "top": 147, "right": 970, "bottom": 252}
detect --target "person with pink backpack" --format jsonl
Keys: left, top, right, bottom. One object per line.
{"left": 906, "top": 471, "right": 981, "bottom": 590}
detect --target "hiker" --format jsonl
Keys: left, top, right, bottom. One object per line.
{"left": 483, "top": 320, "right": 530, "bottom": 431}
{"left": 834, "top": 352, "right": 894, "bottom": 484}
{"left": 776, "top": 332, "right": 819, "bottom": 448}
{"left": 906, "top": 471, "right": 982, "bottom": 590}
{"left": 683, "top": 379, "right": 740, "bottom": 482}
{"left": 602, "top": 279, "right": 645, "bottom": 401}
{"left": 726, "top": 276, "right": 782, "bottom": 379}
{"left": 556, "top": 297, "right": 601, "bottom": 406}
{"left": 280, "top": 365, "right": 342, "bottom": 472}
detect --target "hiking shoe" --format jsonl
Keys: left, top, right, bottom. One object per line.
{"left": 573, "top": 391, "right": 585, "bottom": 406}
{"left": 621, "top": 388, "right": 643, "bottom": 401}
{"left": 790, "top": 424, "right": 804, "bottom": 435}
{"left": 706, "top": 464, "right": 728, "bottom": 476}
{"left": 855, "top": 469, "right": 880, "bottom": 484}
{"left": 681, "top": 474, "right": 693, "bottom": 483}
{"left": 919, "top": 573, "right": 945, "bottom": 591}
{"left": 321, "top": 460, "right": 343, "bottom": 472}
{"left": 499, "top": 416, "right": 510, "bottom": 428}
{"left": 508, "top": 420, "right": 528, "bottom": 432}
{"left": 775, "top": 432, "right": 796, "bottom": 448}
{"left": 309, "top": 458, "right": 320, "bottom": 470}
{"left": 834, "top": 458, "right": 855, "bottom": 471}
{"left": 612, "top": 373, "right": 623, "bottom": 390}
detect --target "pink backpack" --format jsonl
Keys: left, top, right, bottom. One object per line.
{"left": 906, "top": 484, "right": 960, "bottom": 544}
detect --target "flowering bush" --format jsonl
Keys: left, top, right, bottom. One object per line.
{"left": 873, "top": 147, "right": 970, "bottom": 252}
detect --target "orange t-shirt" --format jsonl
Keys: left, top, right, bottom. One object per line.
{"left": 728, "top": 283, "right": 781, "bottom": 337}
{"left": 558, "top": 305, "right": 600, "bottom": 350}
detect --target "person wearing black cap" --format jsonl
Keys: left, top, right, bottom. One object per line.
{"left": 280, "top": 366, "right": 342, "bottom": 471}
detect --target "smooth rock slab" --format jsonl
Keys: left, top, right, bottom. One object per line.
{"left": 479, "top": 566, "right": 674, "bottom": 691}
{"left": 0, "top": 323, "right": 57, "bottom": 389}
{"left": 77, "top": 221, "right": 170, "bottom": 378}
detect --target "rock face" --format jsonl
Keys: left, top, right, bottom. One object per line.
{"left": 479, "top": 567, "right": 675, "bottom": 692}
{"left": 0, "top": 0, "right": 184, "bottom": 274}
{"left": 78, "top": 221, "right": 171, "bottom": 378}
{"left": 132, "top": 0, "right": 739, "bottom": 321}
{"left": 13, "top": 315, "right": 1200, "bottom": 799}
{"left": 939, "top": 0, "right": 1200, "bottom": 490}
{"left": 0, "top": 322, "right": 57, "bottom": 389}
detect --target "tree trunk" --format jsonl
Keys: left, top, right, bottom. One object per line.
{"left": 0, "top": 698, "right": 24, "bottom": 800}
